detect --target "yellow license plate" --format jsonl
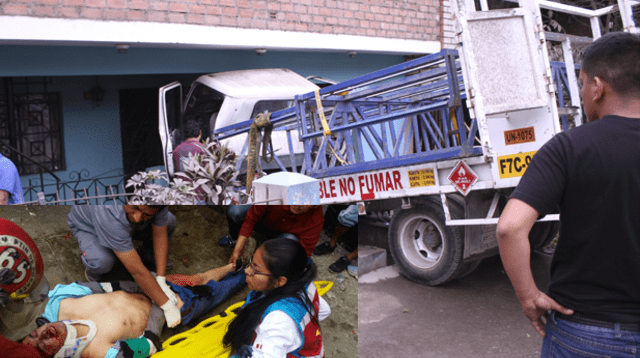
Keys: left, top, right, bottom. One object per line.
{"left": 497, "top": 151, "right": 537, "bottom": 179}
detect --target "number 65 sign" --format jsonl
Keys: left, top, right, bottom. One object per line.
{"left": 0, "top": 218, "right": 44, "bottom": 298}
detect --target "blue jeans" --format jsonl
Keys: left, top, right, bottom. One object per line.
{"left": 542, "top": 311, "right": 640, "bottom": 357}
{"left": 168, "top": 270, "right": 247, "bottom": 325}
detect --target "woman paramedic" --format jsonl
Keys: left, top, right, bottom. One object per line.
{"left": 223, "top": 238, "right": 331, "bottom": 358}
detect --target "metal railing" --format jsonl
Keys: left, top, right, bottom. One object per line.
{"left": 22, "top": 169, "right": 133, "bottom": 205}
{"left": 0, "top": 141, "right": 63, "bottom": 197}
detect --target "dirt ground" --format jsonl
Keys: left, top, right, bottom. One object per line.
{"left": 0, "top": 205, "right": 357, "bottom": 358}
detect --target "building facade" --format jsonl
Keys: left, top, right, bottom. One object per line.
{"left": 0, "top": 0, "right": 449, "bottom": 203}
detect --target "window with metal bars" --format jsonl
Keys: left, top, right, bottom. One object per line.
{"left": 0, "top": 77, "right": 65, "bottom": 175}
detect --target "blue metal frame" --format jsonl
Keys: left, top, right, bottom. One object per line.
{"left": 214, "top": 49, "right": 482, "bottom": 180}
{"left": 551, "top": 61, "right": 581, "bottom": 131}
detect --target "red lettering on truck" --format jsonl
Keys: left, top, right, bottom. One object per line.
{"left": 393, "top": 170, "right": 403, "bottom": 189}
{"left": 329, "top": 179, "right": 336, "bottom": 198}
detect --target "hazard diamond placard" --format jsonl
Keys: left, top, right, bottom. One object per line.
{"left": 447, "top": 160, "right": 478, "bottom": 196}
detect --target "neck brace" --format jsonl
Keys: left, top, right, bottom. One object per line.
{"left": 53, "top": 320, "right": 97, "bottom": 358}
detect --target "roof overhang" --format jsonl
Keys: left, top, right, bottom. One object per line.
{"left": 0, "top": 16, "right": 441, "bottom": 56}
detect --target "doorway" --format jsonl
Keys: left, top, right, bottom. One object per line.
{"left": 119, "top": 88, "right": 164, "bottom": 178}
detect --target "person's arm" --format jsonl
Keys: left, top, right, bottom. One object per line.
{"left": 114, "top": 249, "right": 180, "bottom": 327}
{"left": 151, "top": 224, "right": 169, "bottom": 277}
{"left": 114, "top": 250, "right": 168, "bottom": 306}
{"left": 296, "top": 207, "right": 325, "bottom": 256}
{"left": 0, "top": 189, "right": 9, "bottom": 205}
{"left": 229, "top": 235, "right": 248, "bottom": 265}
{"left": 318, "top": 296, "right": 331, "bottom": 322}
{"left": 229, "top": 206, "right": 266, "bottom": 264}
{"left": 496, "top": 198, "right": 573, "bottom": 337}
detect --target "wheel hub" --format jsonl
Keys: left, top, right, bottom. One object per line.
{"left": 421, "top": 224, "right": 442, "bottom": 250}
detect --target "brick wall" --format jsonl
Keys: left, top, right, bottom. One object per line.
{"left": 1, "top": 0, "right": 443, "bottom": 42}
{"left": 440, "top": 0, "right": 455, "bottom": 48}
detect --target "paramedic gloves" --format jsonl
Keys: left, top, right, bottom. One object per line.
{"left": 156, "top": 276, "right": 178, "bottom": 306}
{"left": 0, "top": 268, "right": 16, "bottom": 308}
{"left": 157, "top": 276, "right": 181, "bottom": 328}
{"left": 160, "top": 299, "right": 181, "bottom": 328}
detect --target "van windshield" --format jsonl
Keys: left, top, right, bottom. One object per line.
{"left": 182, "top": 83, "right": 224, "bottom": 141}
{"left": 250, "top": 100, "right": 293, "bottom": 118}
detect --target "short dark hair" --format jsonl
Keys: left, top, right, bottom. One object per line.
{"left": 182, "top": 120, "right": 201, "bottom": 139}
{"left": 582, "top": 32, "right": 640, "bottom": 98}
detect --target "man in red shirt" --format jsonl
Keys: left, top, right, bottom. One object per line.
{"left": 220, "top": 205, "right": 324, "bottom": 264}
{"left": 172, "top": 120, "right": 205, "bottom": 173}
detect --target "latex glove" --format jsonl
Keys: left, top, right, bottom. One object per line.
{"left": 160, "top": 300, "right": 181, "bottom": 328}
{"left": 156, "top": 276, "right": 178, "bottom": 306}
{"left": 0, "top": 268, "right": 16, "bottom": 285}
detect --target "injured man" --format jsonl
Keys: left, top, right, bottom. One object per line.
{"left": 20, "top": 264, "right": 246, "bottom": 358}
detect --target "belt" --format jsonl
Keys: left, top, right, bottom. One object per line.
{"left": 556, "top": 312, "right": 640, "bottom": 332}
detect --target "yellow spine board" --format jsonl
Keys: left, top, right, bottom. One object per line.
{"left": 153, "top": 281, "right": 333, "bottom": 358}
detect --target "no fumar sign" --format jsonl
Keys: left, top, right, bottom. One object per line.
{"left": 447, "top": 160, "right": 478, "bottom": 196}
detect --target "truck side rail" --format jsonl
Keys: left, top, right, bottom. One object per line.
{"left": 214, "top": 49, "right": 578, "bottom": 181}
{"left": 214, "top": 49, "right": 484, "bottom": 179}
{"left": 550, "top": 61, "right": 582, "bottom": 131}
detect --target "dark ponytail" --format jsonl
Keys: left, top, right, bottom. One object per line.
{"left": 222, "top": 238, "right": 317, "bottom": 354}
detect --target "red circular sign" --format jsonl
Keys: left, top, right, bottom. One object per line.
{"left": 0, "top": 218, "right": 44, "bottom": 297}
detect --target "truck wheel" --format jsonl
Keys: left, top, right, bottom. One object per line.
{"left": 456, "top": 259, "right": 482, "bottom": 279}
{"left": 388, "top": 201, "right": 464, "bottom": 286}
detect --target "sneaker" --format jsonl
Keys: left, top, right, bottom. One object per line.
{"left": 84, "top": 268, "right": 102, "bottom": 282}
{"left": 218, "top": 235, "right": 237, "bottom": 247}
{"left": 328, "top": 256, "right": 350, "bottom": 273}
{"left": 313, "top": 241, "right": 336, "bottom": 256}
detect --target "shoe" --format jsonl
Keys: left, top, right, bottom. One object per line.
{"left": 218, "top": 235, "right": 236, "bottom": 247}
{"left": 328, "top": 256, "right": 350, "bottom": 273}
{"left": 84, "top": 268, "right": 102, "bottom": 282}
{"left": 313, "top": 241, "right": 336, "bottom": 256}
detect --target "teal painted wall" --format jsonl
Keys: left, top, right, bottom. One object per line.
{"left": 1, "top": 45, "right": 406, "bottom": 201}
{"left": 0, "top": 45, "right": 403, "bottom": 81}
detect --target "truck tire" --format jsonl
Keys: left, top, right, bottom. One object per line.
{"left": 456, "top": 259, "right": 482, "bottom": 279}
{"left": 388, "top": 200, "right": 464, "bottom": 286}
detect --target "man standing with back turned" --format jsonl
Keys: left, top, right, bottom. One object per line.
{"left": 497, "top": 32, "right": 640, "bottom": 356}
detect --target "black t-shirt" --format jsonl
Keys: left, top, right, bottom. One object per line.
{"left": 512, "top": 115, "right": 640, "bottom": 323}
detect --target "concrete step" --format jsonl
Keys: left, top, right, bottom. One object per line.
{"left": 358, "top": 244, "right": 387, "bottom": 277}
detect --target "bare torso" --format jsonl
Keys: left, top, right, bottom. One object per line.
{"left": 58, "top": 291, "right": 152, "bottom": 358}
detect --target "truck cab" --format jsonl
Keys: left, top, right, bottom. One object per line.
{"left": 159, "top": 68, "right": 319, "bottom": 177}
